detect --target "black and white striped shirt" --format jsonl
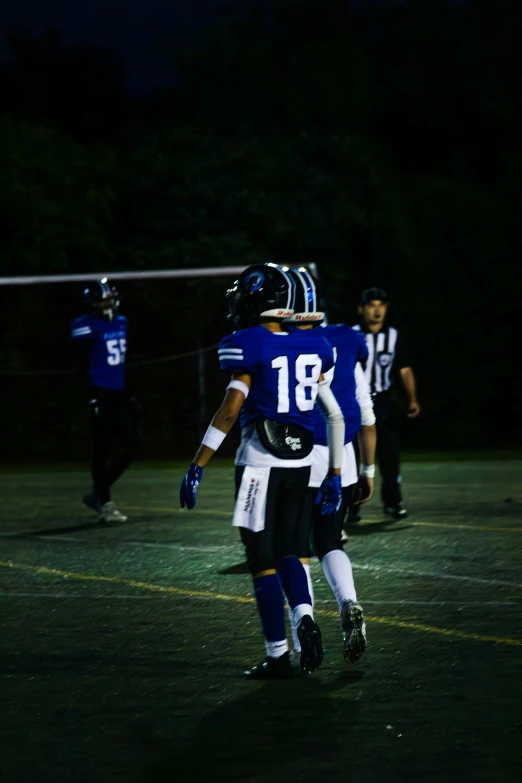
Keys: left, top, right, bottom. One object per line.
{"left": 352, "top": 324, "right": 410, "bottom": 395}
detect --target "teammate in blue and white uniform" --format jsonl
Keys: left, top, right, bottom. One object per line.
{"left": 180, "top": 263, "right": 345, "bottom": 679}
{"left": 71, "top": 279, "right": 139, "bottom": 523}
{"left": 286, "top": 267, "right": 376, "bottom": 664}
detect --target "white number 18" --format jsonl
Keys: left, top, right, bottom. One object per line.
{"left": 271, "top": 353, "right": 322, "bottom": 413}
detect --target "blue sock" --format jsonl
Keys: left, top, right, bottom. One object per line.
{"left": 252, "top": 573, "right": 286, "bottom": 645}
{"left": 277, "top": 556, "right": 311, "bottom": 610}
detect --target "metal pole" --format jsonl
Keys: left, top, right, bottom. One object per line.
{"left": 0, "top": 266, "right": 247, "bottom": 287}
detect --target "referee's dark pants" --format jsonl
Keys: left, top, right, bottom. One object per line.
{"left": 91, "top": 389, "right": 140, "bottom": 504}
{"left": 373, "top": 392, "right": 403, "bottom": 508}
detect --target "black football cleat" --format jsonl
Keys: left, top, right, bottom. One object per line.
{"left": 297, "top": 615, "right": 323, "bottom": 673}
{"left": 341, "top": 600, "right": 367, "bottom": 664}
{"left": 244, "top": 652, "right": 294, "bottom": 679}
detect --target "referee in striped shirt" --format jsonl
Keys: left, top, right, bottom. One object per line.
{"left": 351, "top": 287, "right": 421, "bottom": 520}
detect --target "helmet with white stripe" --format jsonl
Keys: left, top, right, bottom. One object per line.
{"left": 83, "top": 278, "right": 120, "bottom": 321}
{"left": 285, "top": 267, "right": 327, "bottom": 323}
{"left": 226, "top": 263, "right": 296, "bottom": 330}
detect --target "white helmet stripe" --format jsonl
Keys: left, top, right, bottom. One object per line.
{"left": 277, "top": 266, "right": 296, "bottom": 311}
{"left": 299, "top": 269, "right": 317, "bottom": 313}
{"left": 283, "top": 267, "right": 325, "bottom": 322}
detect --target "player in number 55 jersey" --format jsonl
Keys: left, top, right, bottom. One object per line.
{"left": 180, "top": 263, "right": 345, "bottom": 679}
{"left": 70, "top": 279, "right": 139, "bottom": 523}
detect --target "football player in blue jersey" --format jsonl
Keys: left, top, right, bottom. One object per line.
{"left": 286, "top": 267, "right": 377, "bottom": 664}
{"left": 71, "top": 279, "right": 139, "bottom": 523}
{"left": 180, "top": 263, "right": 345, "bottom": 679}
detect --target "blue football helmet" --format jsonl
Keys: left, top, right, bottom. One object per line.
{"left": 226, "top": 263, "right": 296, "bottom": 330}
{"left": 83, "top": 278, "right": 120, "bottom": 321}
{"left": 285, "top": 267, "right": 327, "bottom": 324}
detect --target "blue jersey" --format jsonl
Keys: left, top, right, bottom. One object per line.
{"left": 312, "top": 324, "right": 369, "bottom": 446}
{"left": 219, "top": 325, "right": 334, "bottom": 432}
{"left": 70, "top": 314, "right": 128, "bottom": 391}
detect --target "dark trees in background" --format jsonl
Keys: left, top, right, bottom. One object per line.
{"left": 0, "top": 1, "right": 519, "bottom": 457}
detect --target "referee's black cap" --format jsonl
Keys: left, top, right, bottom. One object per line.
{"left": 359, "top": 287, "right": 389, "bottom": 305}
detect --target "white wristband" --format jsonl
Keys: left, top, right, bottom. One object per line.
{"left": 361, "top": 464, "right": 375, "bottom": 478}
{"left": 226, "top": 379, "right": 249, "bottom": 398}
{"left": 201, "top": 425, "right": 227, "bottom": 451}
{"left": 360, "top": 407, "right": 376, "bottom": 426}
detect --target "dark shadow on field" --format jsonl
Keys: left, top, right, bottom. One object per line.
{"left": 137, "top": 675, "right": 361, "bottom": 783}
{"left": 217, "top": 561, "right": 250, "bottom": 575}
{"left": 217, "top": 523, "right": 410, "bottom": 571}
{"left": 344, "top": 520, "right": 412, "bottom": 537}
{"left": 4, "top": 520, "right": 126, "bottom": 538}
{"left": 2, "top": 652, "right": 189, "bottom": 676}
{"left": 5, "top": 521, "right": 104, "bottom": 538}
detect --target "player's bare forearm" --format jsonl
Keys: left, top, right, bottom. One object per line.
{"left": 212, "top": 395, "right": 243, "bottom": 430}
{"left": 191, "top": 376, "right": 250, "bottom": 467}
{"left": 191, "top": 395, "right": 242, "bottom": 467}
{"left": 357, "top": 423, "right": 376, "bottom": 469}
{"left": 399, "top": 367, "right": 421, "bottom": 417}
{"left": 191, "top": 444, "right": 216, "bottom": 468}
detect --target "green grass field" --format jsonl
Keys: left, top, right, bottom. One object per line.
{"left": 1, "top": 460, "right": 521, "bottom": 782}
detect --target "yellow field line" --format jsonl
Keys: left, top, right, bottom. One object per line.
{"left": 1, "top": 559, "right": 521, "bottom": 648}
{"left": 0, "top": 560, "right": 253, "bottom": 604}
{"left": 316, "top": 607, "right": 521, "bottom": 646}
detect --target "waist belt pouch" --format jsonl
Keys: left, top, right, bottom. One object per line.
{"left": 256, "top": 418, "right": 314, "bottom": 460}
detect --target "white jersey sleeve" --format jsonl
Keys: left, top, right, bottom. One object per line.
{"left": 355, "top": 362, "right": 376, "bottom": 425}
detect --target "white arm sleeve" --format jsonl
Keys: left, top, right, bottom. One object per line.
{"left": 355, "top": 363, "right": 376, "bottom": 426}
{"left": 316, "top": 381, "right": 345, "bottom": 470}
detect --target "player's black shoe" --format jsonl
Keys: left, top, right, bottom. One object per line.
{"left": 297, "top": 615, "right": 323, "bottom": 673}
{"left": 383, "top": 504, "right": 408, "bottom": 520}
{"left": 244, "top": 652, "right": 294, "bottom": 679}
{"left": 82, "top": 492, "right": 101, "bottom": 513}
{"left": 341, "top": 600, "right": 367, "bottom": 664}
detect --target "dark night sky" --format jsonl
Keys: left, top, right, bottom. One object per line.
{"left": 0, "top": 0, "right": 257, "bottom": 92}
{"left": 0, "top": 0, "right": 469, "bottom": 92}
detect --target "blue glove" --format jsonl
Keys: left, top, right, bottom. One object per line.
{"left": 180, "top": 463, "right": 204, "bottom": 510}
{"left": 315, "top": 473, "right": 342, "bottom": 516}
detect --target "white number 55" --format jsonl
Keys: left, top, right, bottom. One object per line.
{"left": 106, "top": 339, "right": 127, "bottom": 366}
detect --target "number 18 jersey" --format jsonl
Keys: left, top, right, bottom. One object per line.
{"left": 218, "top": 325, "right": 334, "bottom": 431}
